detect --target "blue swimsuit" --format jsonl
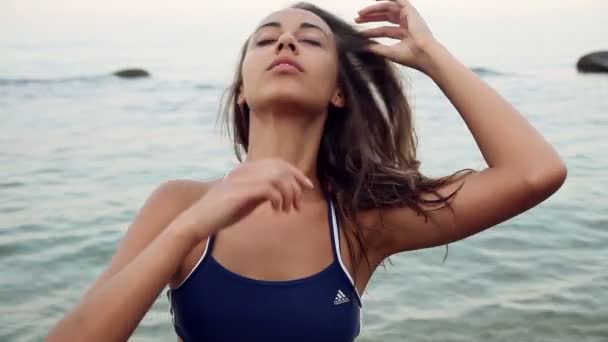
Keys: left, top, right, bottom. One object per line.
{"left": 166, "top": 196, "right": 363, "bottom": 341}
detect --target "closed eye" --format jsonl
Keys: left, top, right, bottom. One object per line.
{"left": 256, "top": 39, "right": 276, "bottom": 46}
{"left": 255, "top": 39, "right": 321, "bottom": 47}
{"left": 302, "top": 39, "right": 321, "bottom": 46}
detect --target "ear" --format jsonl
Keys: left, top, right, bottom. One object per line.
{"left": 237, "top": 86, "right": 246, "bottom": 106}
{"left": 330, "top": 89, "right": 345, "bottom": 108}
{"left": 237, "top": 94, "right": 246, "bottom": 106}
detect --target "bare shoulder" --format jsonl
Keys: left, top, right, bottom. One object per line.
{"left": 79, "top": 178, "right": 218, "bottom": 302}
{"left": 134, "top": 177, "right": 219, "bottom": 243}
{"left": 134, "top": 178, "right": 213, "bottom": 228}
{"left": 149, "top": 178, "right": 215, "bottom": 208}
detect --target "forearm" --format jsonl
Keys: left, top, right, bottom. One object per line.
{"left": 420, "top": 41, "right": 566, "bottom": 180}
{"left": 46, "top": 216, "right": 201, "bottom": 342}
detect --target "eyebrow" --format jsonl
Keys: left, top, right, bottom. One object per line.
{"left": 254, "top": 21, "right": 329, "bottom": 38}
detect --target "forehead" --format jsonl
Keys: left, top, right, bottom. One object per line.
{"left": 255, "top": 8, "right": 332, "bottom": 35}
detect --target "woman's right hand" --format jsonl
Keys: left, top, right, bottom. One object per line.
{"left": 177, "top": 158, "right": 315, "bottom": 242}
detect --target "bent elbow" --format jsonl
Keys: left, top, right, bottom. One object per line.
{"left": 526, "top": 161, "right": 568, "bottom": 198}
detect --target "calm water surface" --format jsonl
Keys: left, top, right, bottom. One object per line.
{"left": 1, "top": 1, "right": 607, "bottom": 341}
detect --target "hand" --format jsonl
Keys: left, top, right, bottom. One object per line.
{"left": 355, "top": 0, "right": 438, "bottom": 72}
{"left": 178, "top": 158, "right": 315, "bottom": 242}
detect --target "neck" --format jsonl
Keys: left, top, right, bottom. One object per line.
{"left": 245, "top": 105, "right": 327, "bottom": 198}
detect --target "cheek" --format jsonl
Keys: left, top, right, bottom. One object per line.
{"left": 241, "top": 54, "right": 257, "bottom": 89}
{"left": 309, "top": 58, "right": 339, "bottom": 94}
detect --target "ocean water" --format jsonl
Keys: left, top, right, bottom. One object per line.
{"left": 1, "top": 1, "right": 607, "bottom": 341}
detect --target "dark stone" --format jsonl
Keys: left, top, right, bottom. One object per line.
{"left": 112, "top": 68, "right": 150, "bottom": 78}
{"left": 577, "top": 51, "right": 608, "bottom": 73}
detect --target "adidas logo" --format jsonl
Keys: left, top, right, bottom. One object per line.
{"left": 333, "top": 289, "right": 350, "bottom": 305}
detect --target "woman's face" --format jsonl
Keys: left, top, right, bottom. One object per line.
{"left": 240, "top": 8, "right": 341, "bottom": 113}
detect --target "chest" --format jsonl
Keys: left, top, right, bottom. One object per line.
{"left": 174, "top": 201, "right": 382, "bottom": 297}
{"left": 214, "top": 209, "right": 333, "bottom": 280}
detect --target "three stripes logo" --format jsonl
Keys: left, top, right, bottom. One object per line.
{"left": 333, "top": 289, "right": 350, "bottom": 305}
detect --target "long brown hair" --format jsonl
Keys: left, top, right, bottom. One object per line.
{"left": 218, "top": 2, "right": 475, "bottom": 285}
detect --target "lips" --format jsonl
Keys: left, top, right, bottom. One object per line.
{"left": 267, "top": 57, "right": 304, "bottom": 72}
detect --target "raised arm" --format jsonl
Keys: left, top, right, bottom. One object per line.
{"left": 354, "top": 0, "right": 567, "bottom": 255}
{"left": 383, "top": 41, "right": 565, "bottom": 254}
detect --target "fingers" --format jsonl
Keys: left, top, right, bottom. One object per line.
{"left": 270, "top": 177, "right": 305, "bottom": 213}
{"left": 356, "top": 0, "right": 413, "bottom": 26}
{"left": 358, "top": 1, "right": 401, "bottom": 17}
{"left": 365, "top": 42, "right": 395, "bottom": 59}
{"left": 290, "top": 179, "right": 304, "bottom": 211}
{"left": 265, "top": 186, "right": 283, "bottom": 211}
{"left": 265, "top": 161, "right": 312, "bottom": 213}
{"left": 230, "top": 159, "right": 314, "bottom": 214}
{"left": 360, "top": 25, "right": 407, "bottom": 40}
{"left": 272, "top": 178, "right": 293, "bottom": 212}
{"left": 376, "top": 0, "right": 411, "bottom": 8}
{"left": 283, "top": 162, "right": 314, "bottom": 190}
{"left": 354, "top": 13, "right": 400, "bottom": 25}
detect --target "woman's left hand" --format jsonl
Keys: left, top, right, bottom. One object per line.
{"left": 355, "top": 0, "right": 438, "bottom": 72}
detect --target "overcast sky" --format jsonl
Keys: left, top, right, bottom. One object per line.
{"left": 3, "top": 0, "right": 604, "bottom": 42}
{"left": 2, "top": 0, "right": 605, "bottom": 17}
{"left": 1, "top": 0, "right": 605, "bottom": 80}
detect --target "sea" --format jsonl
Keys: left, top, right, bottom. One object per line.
{"left": 1, "top": 1, "right": 607, "bottom": 341}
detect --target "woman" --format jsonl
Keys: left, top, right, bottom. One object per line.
{"left": 46, "top": 1, "right": 567, "bottom": 341}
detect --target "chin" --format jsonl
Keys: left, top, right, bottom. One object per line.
{"left": 257, "top": 86, "right": 318, "bottom": 109}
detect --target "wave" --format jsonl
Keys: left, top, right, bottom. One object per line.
{"left": 0, "top": 74, "right": 112, "bottom": 86}
{"left": 0, "top": 75, "right": 220, "bottom": 90}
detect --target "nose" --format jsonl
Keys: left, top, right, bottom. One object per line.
{"left": 275, "top": 32, "right": 298, "bottom": 55}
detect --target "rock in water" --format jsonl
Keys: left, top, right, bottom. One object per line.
{"left": 112, "top": 68, "right": 150, "bottom": 78}
{"left": 577, "top": 51, "right": 608, "bottom": 73}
